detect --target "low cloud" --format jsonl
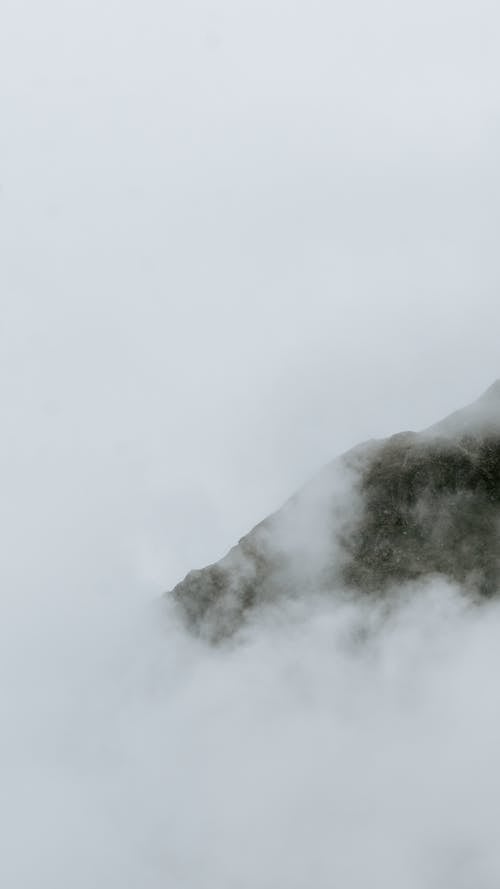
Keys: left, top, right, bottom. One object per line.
{"left": 4, "top": 564, "right": 500, "bottom": 888}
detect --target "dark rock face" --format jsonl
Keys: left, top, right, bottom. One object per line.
{"left": 343, "top": 431, "right": 500, "bottom": 596}
{"left": 169, "top": 383, "right": 500, "bottom": 640}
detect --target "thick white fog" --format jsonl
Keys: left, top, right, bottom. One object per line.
{"left": 2, "top": 0, "right": 500, "bottom": 885}
{"left": 6, "top": 577, "right": 500, "bottom": 888}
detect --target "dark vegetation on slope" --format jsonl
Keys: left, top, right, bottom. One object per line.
{"left": 343, "top": 432, "right": 500, "bottom": 596}
{"left": 169, "top": 383, "right": 500, "bottom": 639}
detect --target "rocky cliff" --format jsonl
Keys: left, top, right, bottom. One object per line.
{"left": 169, "top": 382, "right": 500, "bottom": 640}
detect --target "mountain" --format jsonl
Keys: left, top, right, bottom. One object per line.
{"left": 169, "top": 382, "right": 500, "bottom": 641}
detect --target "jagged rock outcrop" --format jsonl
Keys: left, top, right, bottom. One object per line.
{"left": 169, "top": 382, "right": 500, "bottom": 640}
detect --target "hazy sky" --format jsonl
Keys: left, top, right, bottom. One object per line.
{"left": 2, "top": 1, "right": 500, "bottom": 886}
{"left": 2, "top": 0, "right": 500, "bottom": 576}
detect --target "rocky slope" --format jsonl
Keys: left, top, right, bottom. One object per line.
{"left": 169, "top": 382, "right": 500, "bottom": 640}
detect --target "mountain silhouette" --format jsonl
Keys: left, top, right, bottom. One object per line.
{"left": 169, "top": 382, "right": 500, "bottom": 640}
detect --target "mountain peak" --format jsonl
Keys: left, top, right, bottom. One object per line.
{"left": 480, "top": 379, "right": 500, "bottom": 402}
{"left": 170, "top": 384, "right": 500, "bottom": 640}
{"left": 425, "top": 380, "right": 500, "bottom": 438}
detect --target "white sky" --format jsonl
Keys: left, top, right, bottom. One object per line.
{"left": 2, "top": 0, "right": 500, "bottom": 582}
{"left": 1, "top": 3, "right": 500, "bottom": 885}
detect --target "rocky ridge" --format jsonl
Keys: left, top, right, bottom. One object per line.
{"left": 169, "top": 382, "right": 500, "bottom": 640}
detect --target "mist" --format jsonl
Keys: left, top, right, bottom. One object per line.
{"left": 2, "top": 0, "right": 500, "bottom": 884}
{"left": 5, "top": 573, "right": 500, "bottom": 888}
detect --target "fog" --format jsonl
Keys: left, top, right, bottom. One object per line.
{"left": 2, "top": 0, "right": 500, "bottom": 884}
{"left": 6, "top": 577, "right": 500, "bottom": 888}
